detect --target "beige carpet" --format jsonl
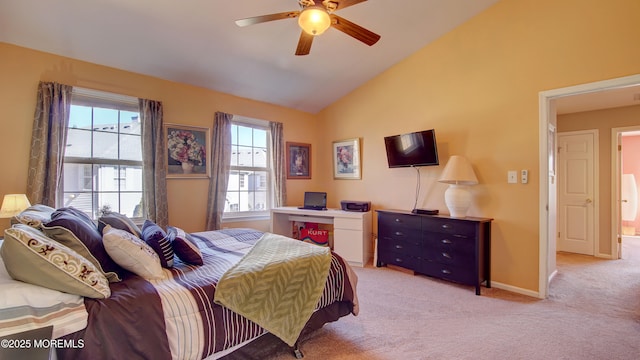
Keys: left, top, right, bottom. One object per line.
{"left": 223, "top": 239, "right": 640, "bottom": 360}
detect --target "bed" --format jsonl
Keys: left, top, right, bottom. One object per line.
{"left": 0, "top": 206, "right": 358, "bottom": 360}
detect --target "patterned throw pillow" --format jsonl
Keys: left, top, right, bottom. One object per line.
{"left": 102, "top": 226, "right": 165, "bottom": 281}
{"left": 141, "top": 220, "right": 174, "bottom": 268}
{"left": 13, "top": 204, "right": 56, "bottom": 229}
{"left": 42, "top": 212, "right": 123, "bottom": 282}
{"left": 167, "top": 226, "right": 203, "bottom": 266}
{"left": 98, "top": 212, "right": 142, "bottom": 238}
{"left": 0, "top": 224, "right": 111, "bottom": 299}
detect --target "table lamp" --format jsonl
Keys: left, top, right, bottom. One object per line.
{"left": 438, "top": 156, "right": 478, "bottom": 218}
{"left": 0, "top": 194, "right": 32, "bottom": 218}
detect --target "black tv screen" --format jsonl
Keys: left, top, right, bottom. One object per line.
{"left": 384, "top": 129, "right": 439, "bottom": 168}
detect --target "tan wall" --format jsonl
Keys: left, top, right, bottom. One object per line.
{"left": 2, "top": 0, "right": 640, "bottom": 294}
{"left": 0, "top": 43, "right": 320, "bottom": 233}
{"left": 557, "top": 105, "right": 640, "bottom": 254}
{"left": 316, "top": 0, "right": 640, "bottom": 292}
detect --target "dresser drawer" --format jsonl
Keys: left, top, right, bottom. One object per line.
{"left": 423, "top": 231, "right": 475, "bottom": 254}
{"left": 378, "top": 237, "right": 422, "bottom": 256}
{"left": 378, "top": 251, "right": 420, "bottom": 269}
{"left": 425, "top": 217, "right": 476, "bottom": 237}
{"left": 418, "top": 261, "right": 477, "bottom": 286}
{"left": 378, "top": 212, "right": 421, "bottom": 230}
{"left": 421, "top": 245, "right": 474, "bottom": 266}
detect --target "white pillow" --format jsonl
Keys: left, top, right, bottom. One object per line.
{"left": 102, "top": 226, "right": 165, "bottom": 281}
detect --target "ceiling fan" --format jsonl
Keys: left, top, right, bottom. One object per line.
{"left": 235, "top": 0, "right": 381, "bottom": 56}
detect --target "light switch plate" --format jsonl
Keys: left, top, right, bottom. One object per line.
{"left": 508, "top": 170, "right": 518, "bottom": 184}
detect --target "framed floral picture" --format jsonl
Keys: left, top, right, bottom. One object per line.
{"left": 286, "top": 142, "right": 311, "bottom": 179}
{"left": 164, "top": 124, "right": 210, "bottom": 178}
{"left": 332, "top": 138, "right": 361, "bottom": 180}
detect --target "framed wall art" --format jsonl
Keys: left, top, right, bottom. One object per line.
{"left": 286, "top": 142, "right": 311, "bottom": 179}
{"left": 164, "top": 124, "right": 210, "bottom": 178}
{"left": 332, "top": 138, "right": 361, "bottom": 180}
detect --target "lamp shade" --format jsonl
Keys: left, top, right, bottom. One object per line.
{"left": 438, "top": 155, "right": 478, "bottom": 185}
{"left": 0, "top": 194, "right": 31, "bottom": 218}
{"left": 298, "top": 5, "right": 331, "bottom": 35}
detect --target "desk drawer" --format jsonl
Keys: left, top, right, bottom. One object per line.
{"left": 334, "top": 217, "right": 362, "bottom": 230}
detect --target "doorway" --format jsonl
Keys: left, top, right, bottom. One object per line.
{"left": 538, "top": 74, "right": 640, "bottom": 299}
{"left": 556, "top": 130, "right": 598, "bottom": 256}
{"left": 613, "top": 127, "right": 640, "bottom": 259}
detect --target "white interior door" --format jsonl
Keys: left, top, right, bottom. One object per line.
{"left": 557, "top": 130, "right": 597, "bottom": 255}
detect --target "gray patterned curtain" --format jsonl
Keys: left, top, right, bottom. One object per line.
{"left": 26, "top": 82, "right": 73, "bottom": 207}
{"left": 270, "top": 121, "right": 286, "bottom": 207}
{"left": 139, "top": 99, "right": 169, "bottom": 228}
{"left": 206, "top": 112, "right": 232, "bottom": 230}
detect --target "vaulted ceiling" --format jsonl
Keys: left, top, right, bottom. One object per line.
{"left": 0, "top": 0, "right": 501, "bottom": 113}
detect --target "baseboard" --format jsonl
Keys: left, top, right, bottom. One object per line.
{"left": 490, "top": 281, "right": 541, "bottom": 299}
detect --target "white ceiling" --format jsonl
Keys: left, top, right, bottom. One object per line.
{"left": 0, "top": 0, "right": 501, "bottom": 113}
{"left": 555, "top": 85, "right": 640, "bottom": 115}
{"left": 2, "top": 0, "right": 638, "bottom": 115}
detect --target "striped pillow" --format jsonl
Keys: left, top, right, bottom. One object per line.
{"left": 141, "top": 220, "right": 174, "bottom": 268}
{"left": 167, "top": 226, "right": 203, "bottom": 266}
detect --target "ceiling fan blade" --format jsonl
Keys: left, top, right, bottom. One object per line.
{"left": 235, "top": 11, "right": 300, "bottom": 27}
{"left": 330, "top": 14, "right": 380, "bottom": 46}
{"left": 333, "top": 0, "right": 368, "bottom": 11}
{"left": 295, "top": 31, "right": 314, "bottom": 56}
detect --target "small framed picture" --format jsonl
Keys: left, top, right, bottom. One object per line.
{"left": 164, "top": 124, "right": 210, "bottom": 178}
{"left": 332, "top": 138, "right": 361, "bottom": 180}
{"left": 286, "top": 142, "right": 311, "bottom": 179}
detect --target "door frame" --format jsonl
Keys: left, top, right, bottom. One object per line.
{"left": 538, "top": 74, "right": 640, "bottom": 299}
{"left": 611, "top": 125, "right": 640, "bottom": 260}
{"left": 556, "top": 129, "right": 599, "bottom": 256}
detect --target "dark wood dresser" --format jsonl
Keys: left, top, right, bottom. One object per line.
{"left": 376, "top": 209, "right": 493, "bottom": 295}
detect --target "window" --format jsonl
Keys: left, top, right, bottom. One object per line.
{"left": 224, "top": 119, "right": 271, "bottom": 219}
{"left": 61, "top": 88, "right": 143, "bottom": 220}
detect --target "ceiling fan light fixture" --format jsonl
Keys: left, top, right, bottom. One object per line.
{"left": 298, "top": 6, "right": 331, "bottom": 36}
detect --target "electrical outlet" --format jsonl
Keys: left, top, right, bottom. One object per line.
{"left": 521, "top": 170, "right": 529, "bottom": 184}
{"left": 508, "top": 170, "right": 518, "bottom": 184}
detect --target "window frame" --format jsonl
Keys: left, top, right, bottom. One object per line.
{"left": 59, "top": 88, "right": 144, "bottom": 221}
{"left": 222, "top": 118, "right": 272, "bottom": 222}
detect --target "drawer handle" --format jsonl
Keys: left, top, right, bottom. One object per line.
{"left": 394, "top": 244, "right": 404, "bottom": 250}
{"left": 441, "top": 252, "right": 451, "bottom": 259}
{"left": 394, "top": 218, "right": 402, "bottom": 223}
{"left": 441, "top": 239, "right": 452, "bottom": 244}
{"left": 395, "top": 258, "right": 403, "bottom": 263}
{"left": 441, "top": 269, "right": 451, "bottom": 274}
{"left": 441, "top": 224, "right": 452, "bottom": 229}
{"left": 394, "top": 231, "right": 404, "bottom": 236}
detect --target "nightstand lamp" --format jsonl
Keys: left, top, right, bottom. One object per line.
{"left": 438, "top": 156, "right": 478, "bottom": 218}
{"left": 0, "top": 194, "right": 31, "bottom": 219}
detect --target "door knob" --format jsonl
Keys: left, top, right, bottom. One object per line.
{"left": 586, "top": 198, "right": 593, "bottom": 204}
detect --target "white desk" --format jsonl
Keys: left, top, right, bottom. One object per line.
{"left": 270, "top": 207, "right": 372, "bottom": 267}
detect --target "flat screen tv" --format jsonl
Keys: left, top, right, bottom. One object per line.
{"left": 384, "top": 129, "right": 439, "bottom": 168}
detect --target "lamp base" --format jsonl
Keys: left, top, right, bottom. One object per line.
{"left": 444, "top": 184, "right": 472, "bottom": 218}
